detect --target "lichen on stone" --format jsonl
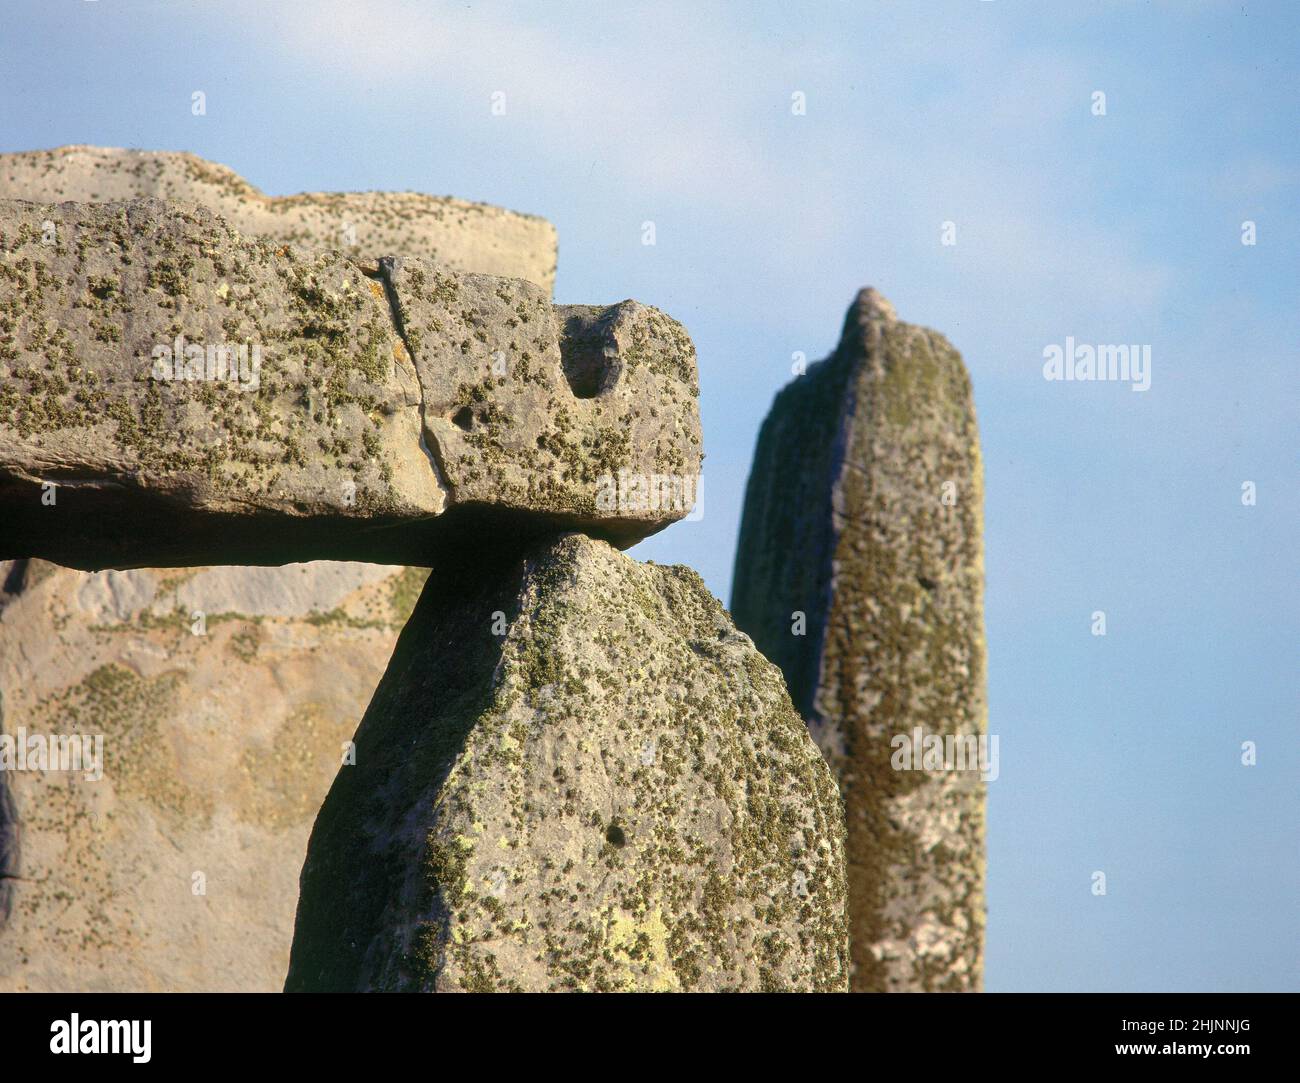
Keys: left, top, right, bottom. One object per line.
{"left": 286, "top": 534, "right": 848, "bottom": 992}
{"left": 731, "top": 288, "right": 986, "bottom": 992}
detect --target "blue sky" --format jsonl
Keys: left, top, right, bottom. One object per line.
{"left": 2, "top": 0, "right": 1296, "bottom": 991}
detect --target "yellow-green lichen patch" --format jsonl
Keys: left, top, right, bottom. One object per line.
{"left": 27, "top": 663, "right": 209, "bottom": 826}
{"left": 235, "top": 703, "right": 357, "bottom": 830}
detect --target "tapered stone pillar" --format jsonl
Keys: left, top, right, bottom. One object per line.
{"left": 731, "top": 289, "right": 986, "bottom": 991}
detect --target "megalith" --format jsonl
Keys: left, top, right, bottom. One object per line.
{"left": 286, "top": 534, "right": 848, "bottom": 992}
{"left": 0, "top": 198, "right": 701, "bottom": 569}
{"left": 0, "top": 147, "right": 557, "bottom": 991}
{"left": 0, "top": 555, "right": 425, "bottom": 991}
{"left": 0, "top": 147, "right": 844, "bottom": 996}
{"left": 730, "top": 289, "right": 986, "bottom": 991}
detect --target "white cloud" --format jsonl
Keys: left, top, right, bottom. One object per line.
{"left": 217, "top": 0, "right": 1173, "bottom": 356}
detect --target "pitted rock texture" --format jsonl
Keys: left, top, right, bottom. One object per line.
{"left": 0, "top": 150, "right": 550, "bottom": 992}
{"left": 730, "top": 289, "right": 986, "bottom": 992}
{"left": 286, "top": 534, "right": 848, "bottom": 992}
{"left": 0, "top": 556, "right": 427, "bottom": 991}
{"left": 0, "top": 198, "right": 701, "bottom": 570}
{"left": 389, "top": 260, "right": 702, "bottom": 522}
{"left": 0, "top": 146, "right": 557, "bottom": 291}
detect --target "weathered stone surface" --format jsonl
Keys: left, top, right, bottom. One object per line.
{"left": 0, "top": 198, "right": 701, "bottom": 570}
{"left": 286, "top": 534, "right": 848, "bottom": 992}
{"left": 0, "top": 556, "right": 428, "bottom": 991}
{"left": 0, "top": 146, "right": 557, "bottom": 291}
{"left": 0, "top": 150, "right": 560, "bottom": 993}
{"left": 730, "top": 289, "right": 986, "bottom": 991}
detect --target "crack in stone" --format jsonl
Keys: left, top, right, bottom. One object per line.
{"left": 363, "top": 258, "right": 453, "bottom": 502}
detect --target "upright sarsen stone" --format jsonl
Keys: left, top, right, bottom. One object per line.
{"left": 0, "top": 556, "right": 424, "bottom": 992}
{"left": 731, "top": 289, "right": 986, "bottom": 992}
{"left": 286, "top": 534, "right": 848, "bottom": 992}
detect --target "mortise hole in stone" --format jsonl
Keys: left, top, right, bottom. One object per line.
{"left": 605, "top": 822, "right": 626, "bottom": 848}
{"left": 558, "top": 311, "right": 616, "bottom": 399}
{"left": 451, "top": 406, "right": 474, "bottom": 431}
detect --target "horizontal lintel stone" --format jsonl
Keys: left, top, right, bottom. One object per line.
{"left": 0, "top": 199, "right": 702, "bottom": 570}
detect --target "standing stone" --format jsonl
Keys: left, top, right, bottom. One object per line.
{"left": 286, "top": 534, "right": 848, "bottom": 992}
{"left": 730, "top": 288, "right": 986, "bottom": 991}
{"left": 0, "top": 555, "right": 428, "bottom": 991}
